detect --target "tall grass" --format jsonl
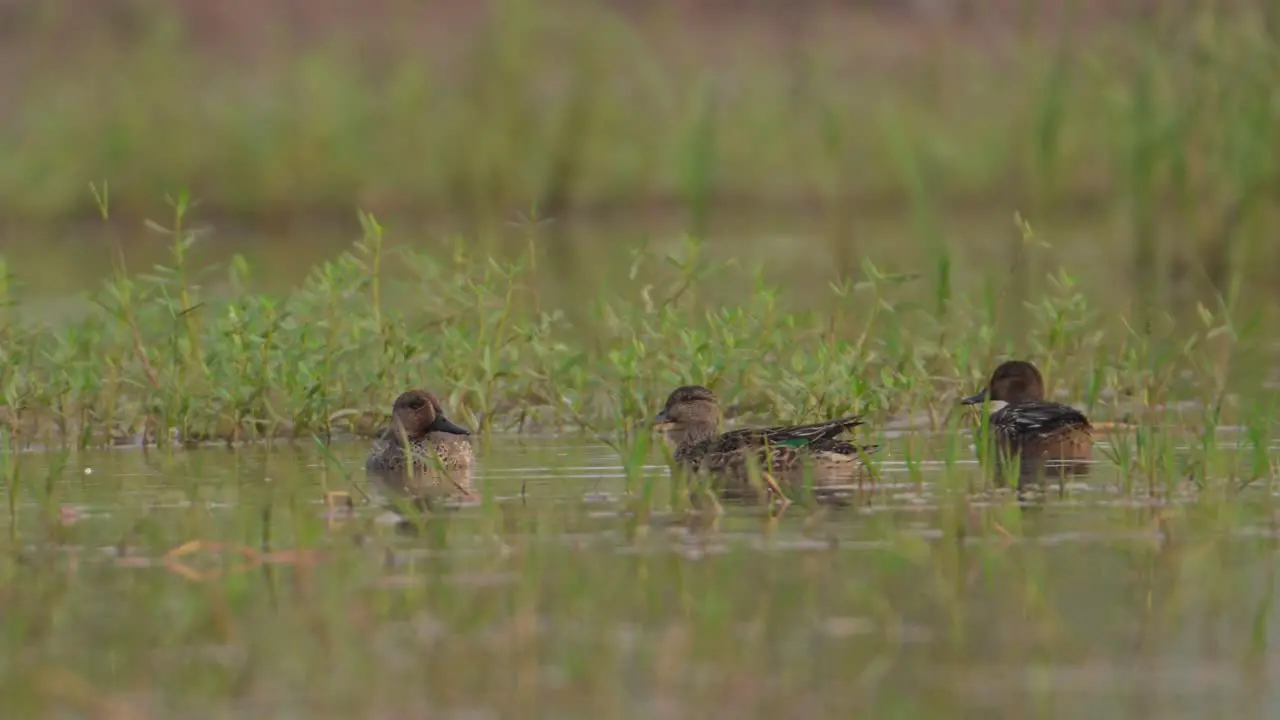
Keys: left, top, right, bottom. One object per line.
{"left": 3, "top": 1, "right": 1280, "bottom": 309}
{"left": 0, "top": 196, "right": 1270, "bottom": 498}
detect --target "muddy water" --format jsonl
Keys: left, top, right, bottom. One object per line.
{"left": 0, "top": 433, "right": 1276, "bottom": 717}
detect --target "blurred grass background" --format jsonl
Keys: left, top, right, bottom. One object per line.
{"left": 1, "top": 0, "right": 1277, "bottom": 314}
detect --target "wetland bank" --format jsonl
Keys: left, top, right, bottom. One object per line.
{"left": 3, "top": 0, "right": 1280, "bottom": 717}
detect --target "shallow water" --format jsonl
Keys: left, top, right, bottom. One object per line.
{"left": 1, "top": 434, "right": 1277, "bottom": 718}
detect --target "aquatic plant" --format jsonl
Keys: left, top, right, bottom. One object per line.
{"left": 0, "top": 195, "right": 1268, "bottom": 496}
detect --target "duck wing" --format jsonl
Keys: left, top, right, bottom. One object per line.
{"left": 712, "top": 415, "right": 866, "bottom": 451}
{"left": 807, "top": 438, "right": 881, "bottom": 456}
{"left": 673, "top": 416, "right": 870, "bottom": 468}
{"left": 991, "top": 401, "right": 1091, "bottom": 443}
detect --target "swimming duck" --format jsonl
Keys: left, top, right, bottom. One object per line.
{"left": 366, "top": 390, "right": 474, "bottom": 500}
{"left": 962, "top": 360, "right": 1092, "bottom": 475}
{"left": 652, "top": 385, "right": 877, "bottom": 495}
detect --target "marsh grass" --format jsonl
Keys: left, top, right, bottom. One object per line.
{"left": 0, "top": 190, "right": 1271, "bottom": 501}
{"left": 6, "top": 2, "right": 1280, "bottom": 304}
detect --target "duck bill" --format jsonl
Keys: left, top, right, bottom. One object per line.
{"left": 960, "top": 389, "right": 989, "bottom": 406}
{"left": 428, "top": 415, "right": 471, "bottom": 436}
{"left": 651, "top": 409, "right": 674, "bottom": 429}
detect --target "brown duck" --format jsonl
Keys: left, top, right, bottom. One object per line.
{"left": 366, "top": 390, "right": 474, "bottom": 502}
{"left": 962, "top": 360, "right": 1092, "bottom": 476}
{"left": 653, "top": 385, "right": 877, "bottom": 494}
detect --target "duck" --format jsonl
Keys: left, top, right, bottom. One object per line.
{"left": 365, "top": 389, "right": 475, "bottom": 501}
{"left": 961, "top": 360, "right": 1092, "bottom": 477}
{"left": 652, "top": 385, "right": 877, "bottom": 496}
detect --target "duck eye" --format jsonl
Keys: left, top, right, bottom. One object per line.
{"left": 407, "top": 398, "right": 426, "bottom": 410}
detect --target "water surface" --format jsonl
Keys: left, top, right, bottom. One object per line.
{"left": 1, "top": 433, "right": 1275, "bottom": 718}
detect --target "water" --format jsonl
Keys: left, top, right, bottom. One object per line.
{"left": 1, "top": 433, "right": 1276, "bottom": 717}
{"left": 0, "top": 204, "right": 1150, "bottom": 318}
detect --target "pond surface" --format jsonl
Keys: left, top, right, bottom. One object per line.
{"left": 1, "top": 433, "right": 1276, "bottom": 717}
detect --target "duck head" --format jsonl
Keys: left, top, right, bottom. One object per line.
{"left": 391, "top": 389, "right": 471, "bottom": 438}
{"left": 652, "top": 385, "right": 722, "bottom": 447}
{"left": 961, "top": 360, "right": 1047, "bottom": 413}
